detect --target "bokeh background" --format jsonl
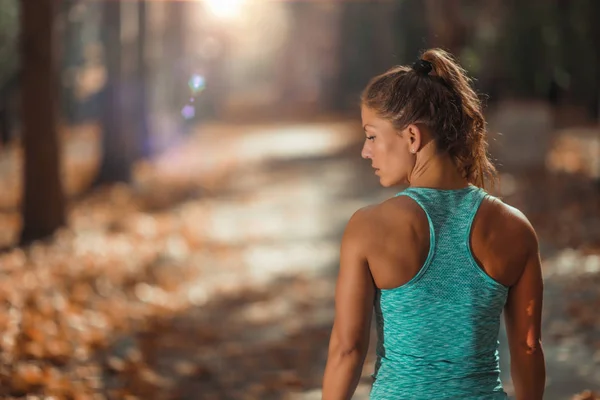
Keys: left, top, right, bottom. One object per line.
{"left": 0, "top": 0, "right": 599, "bottom": 399}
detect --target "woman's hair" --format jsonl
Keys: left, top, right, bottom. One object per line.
{"left": 361, "top": 48, "right": 497, "bottom": 189}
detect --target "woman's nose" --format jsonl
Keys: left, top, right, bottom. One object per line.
{"left": 361, "top": 142, "right": 371, "bottom": 159}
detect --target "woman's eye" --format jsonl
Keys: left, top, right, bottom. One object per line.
{"left": 366, "top": 136, "right": 375, "bottom": 141}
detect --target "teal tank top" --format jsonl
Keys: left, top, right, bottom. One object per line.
{"left": 370, "top": 185, "right": 509, "bottom": 400}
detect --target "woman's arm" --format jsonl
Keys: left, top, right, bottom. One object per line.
{"left": 322, "top": 210, "right": 375, "bottom": 400}
{"left": 504, "top": 219, "right": 546, "bottom": 400}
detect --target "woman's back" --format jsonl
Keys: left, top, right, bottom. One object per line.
{"left": 321, "top": 48, "right": 545, "bottom": 400}
{"left": 365, "top": 185, "right": 530, "bottom": 399}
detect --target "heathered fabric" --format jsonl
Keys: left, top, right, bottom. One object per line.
{"left": 370, "top": 185, "right": 509, "bottom": 399}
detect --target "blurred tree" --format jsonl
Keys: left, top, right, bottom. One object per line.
{"left": 136, "top": 1, "right": 150, "bottom": 156}
{"left": 332, "top": 2, "right": 381, "bottom": 110}
{"left": 460, "top": 0, "right": 506, "bottom": 103}
{"left": 371, "top": 2, "right": 397, "bottom": 73}
{"left": 0, "top": 73, "right": 19, "bottom": 146}
{"left": 58, "top": 0, "right": 105, "bottom": 125}
{"left": 0, "top": 0, "right": 20, "bottom": 146}
{"left": 494, "top": 0, "right": 598, "bottom": 111}
{"left": 165, "top": 1, "right": 185, "bottom": 116}
{"left": 333, "top": 0, "right": 427, "bottom": 111}
{"left": 96, "top": 0, "right": 149, "bottom": 184}
{"left": 592, "top": 1, "right": 600, "bottom": 120}
{"left": 391, "top": 0, "right": 430, "bottom": 66}
{"left": 96, "top": 1, "right": 125, "bottom": 182}
{"left": 61, "top": 0, "right": 84, "bottom": 123}
{"left": 20, "top": 0, "right": 66, "bottom": 243}
{"left": 424, "top": 0, "right": 467, "bottom": 56}
{"left": 0, "top": 0, "right": 19, "bottom": 86}
{"left": 569, "top": 0, "right": 600, "bottom": 119}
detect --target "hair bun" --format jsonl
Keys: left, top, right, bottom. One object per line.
{"left": 412, "top": 59, "right": 432, "bottom": 76}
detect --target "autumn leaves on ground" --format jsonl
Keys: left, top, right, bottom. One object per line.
{"left": 0, "top": 121, "right": 600, "bottom": 399}
{"left": 0, "top": 121, "right": 374, "bottom": 399}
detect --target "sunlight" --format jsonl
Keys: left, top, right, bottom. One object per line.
{"left": 233, "top": 124, "right": 353, "bottom": 163}
{"left": 204, "top": 0, "right": 245, "bottom": 20}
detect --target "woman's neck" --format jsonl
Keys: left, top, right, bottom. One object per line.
{"left": 408, "top": 149, "right": 468, "bottom": 190}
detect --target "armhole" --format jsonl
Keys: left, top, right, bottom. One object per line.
{"left": 466, "top": 195, "right": 510, "bottom": 290}
{"left": 380, "top": 192, "right": 436, "bottom": 291}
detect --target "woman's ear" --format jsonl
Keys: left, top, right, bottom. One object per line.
{"left": 406, "top": 124, "right": 422, "bottom": 153}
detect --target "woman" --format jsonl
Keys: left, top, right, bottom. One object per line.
{"left": 321, "top": 49, "right": 545, "bottom": 400}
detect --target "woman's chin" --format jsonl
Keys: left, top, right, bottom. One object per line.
{"left": 378, "top": 174, "right": 402, "bottom": 188}
{"left": 378, "top": 176, "right": 393, "bottom": 188}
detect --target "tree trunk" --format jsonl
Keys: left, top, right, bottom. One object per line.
{"left": 20, "top": 0, "right": 66, "bottom": 244}
{"left": 61, "top": 0, "right": 80, "bottom": 124}
{"left": 371, "top": 2, "right": 396, "bottom": 73}
{"left": 164, "top": 1, "right": 185, "bottom": 115}
{"left": 424, "top": 0, "right": 466, "bottom": 56}
{"left": 132, "top": 0, "right": 150, "bottom": 158}
{"left": 96, "top": 1, "right": 149, "bottom": 184}
{"left": 589, "top": 0, "right": 600, "bottom": 120}
{"left": 96, "top": 1, "right": 126, "bottom": 183}
{"left": 0, "top": 108, "right": 9, "bottom": 146}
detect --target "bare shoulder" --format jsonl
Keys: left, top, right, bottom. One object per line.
{"left": 473, "top": 195, "right": 540, "bottom": 286}
{"left": 481, "top": 196, "right": 538, "bottom": 248}
{"left": 348, "top": 196, "right": 423, "bottom": 230}
{"left": 344, "top": 196, "right": 425, "bottom": 253}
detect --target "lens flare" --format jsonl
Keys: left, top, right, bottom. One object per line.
{"left": 188, "top": 74, "right": 206, "bottom": 94}
{"left": 181, "top": 105, "right": 195, "bottom": 120}
{"left": 205, "top": 0, "right": 244, "bottom": 19}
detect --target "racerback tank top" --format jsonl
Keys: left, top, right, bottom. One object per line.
{"left": 370, "top": 185, "right": 509, "bottom": 399}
